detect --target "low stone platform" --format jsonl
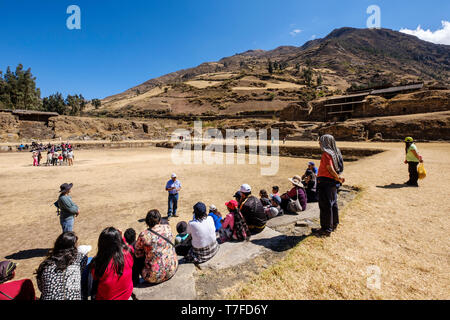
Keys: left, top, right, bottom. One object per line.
{"left": 133, "top": 262, "right": 197, "bottom": 300}
{"left": 132, "top": 203, "right": 321, "bottom": 300}
{"left": 266, "top": 203, "right": 320, "bottom": 229}
{"left": 201, "top": 227, "right": 284, "bottom": 270}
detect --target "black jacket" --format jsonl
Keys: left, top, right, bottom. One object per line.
{"left": 240, "top": 195, "right": 267, "bottom": 227}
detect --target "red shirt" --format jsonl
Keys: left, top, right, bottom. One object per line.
{"left": 92, "top": 250, "right": 134, "bottom": 300}
{"left": 0, "top": 279, "right": 35, "bottom": 300}
{"left": 317, "top": 152, "right": 335, "bottom": 180}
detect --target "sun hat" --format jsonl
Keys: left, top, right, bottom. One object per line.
{"left": 209, "top": 204, "right": 217, "bottom": 211}
{"left": 225, "top": 200, "right": 239, "bottom": 210}
{"left": 404, "top": 137, "right": 414, "bottom": 143}
{"left": 0, "top": 260, "right": 16, "bottom": 284}
{"left": 270, "top": 194, "right": 282, "bottom": 205}
{"left": 59, "top": 183, "right": 73, "bottom": 193}
{"left": 171, "top": 173, "right": 177, "bottom": 178}
{"left": 288, "top": 175, "right": 303, "bottom": 188}
{"left": 240, "top": 184, "right": 251, "bottom": 193}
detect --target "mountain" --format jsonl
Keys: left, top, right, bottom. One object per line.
{"left": 89, "top": 27, "right": 450, "bottom": 118}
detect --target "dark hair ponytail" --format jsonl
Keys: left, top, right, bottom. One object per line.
{"left": 90, "top": 227, "right": 129, "bottom": 279}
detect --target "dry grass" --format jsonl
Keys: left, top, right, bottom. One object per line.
{"left": 224, "top": 142, "right": 450, "bottom": 299}
{"left": 185, "top": 80, "right": 222, "bottom": 88}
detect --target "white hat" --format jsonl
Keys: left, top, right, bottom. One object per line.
{"left": 209, "top": 204, "right": 217, "bottom": 211}
{"left": 240, "top": 184, "right": 251, "bottom": 193}
{"left": 171, "top": 173, "right": 177, "bottom": 178}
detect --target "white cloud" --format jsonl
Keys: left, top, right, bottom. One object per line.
{"left": 289, "top": 29, "right": 302, "bottom": 37}
{"left": 399, "top": 20, "right": 450, "bottom": 45}
{"left": 311, "top": 34, "right": 317, "bottom": 40}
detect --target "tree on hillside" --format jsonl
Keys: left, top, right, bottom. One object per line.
{"left": 302, "top": 67, "right": 313, "bottom": 87}
{"left": 66, "top": 94, "right": 87, "bottom": 116}
{"left": 0, "top": 64, "right": 41, "bottom": 110}
{"left": 42, "top": 93, "right": 67, "bottom": 115}
{"left": 317, "top": 73, "right": 323, "bottom": 86}
{"left": 268, "top": 59, "right": 273, "bottom": 74}
{"left": 91, "top": 98, "right": 101, "bottom": 109}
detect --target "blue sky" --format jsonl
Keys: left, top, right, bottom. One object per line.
{"left": 1, "top": 0, "right": 448, "bottom": 99}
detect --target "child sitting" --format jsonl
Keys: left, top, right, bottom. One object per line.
{"left": 174, "top": 221, "right": 192, "bottom": 256}
{"left": 124, "top": 228, "right": 136, "bottom": 253}
{"left": 259, "top": 189, "right": 271, "bottom": 206}
{"left": 218, "top": 200, "right": 250, "bottom": 243}
{"left": 208, "top": 204, "right": 223, "bottom": 232}
{"left": 264, "top": 194, "right": 283, "bottom": 219}
{"left": 272, "top": 186, "right": 280, "bottom": 197}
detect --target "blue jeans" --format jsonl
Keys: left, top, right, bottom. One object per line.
{"left": 168, "top": 193, "right": 179, "bottom": 216}
{"left": 81, "top": 257, "right": 93, "bottom": 300}
{"left": 60, "top": 216, "right": 74, "bottom": 233}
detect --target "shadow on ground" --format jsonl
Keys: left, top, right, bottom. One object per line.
{"left": 251, "top": 234, "right": 309, "bottom": 252}
{"left": 376, "top": 183, "right": 414, "bottom": 189}
{"left": 5, "top": 248, "right": 50, "bottom": 260}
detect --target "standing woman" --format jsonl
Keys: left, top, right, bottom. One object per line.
{"left": 57, "top": 183, "right": 80, "bottom": 233}
{"left": 89, "top": 227, "right": 134, "bottom": 300}
{"left": 404, "top": 137, "right": 423, "bottom": 187}
{"left": 36, "top": 232, "right": 88, "bottom": 300}
{"left": 313, "top": 134, "right": 345, "bottom": 237}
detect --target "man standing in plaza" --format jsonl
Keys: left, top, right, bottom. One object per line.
{"left": 165, "top": 173, "right": 181, "bottom": 219}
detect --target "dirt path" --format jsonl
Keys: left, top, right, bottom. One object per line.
{"left": 224, "top": 142, "right": 450, "bottom": 299}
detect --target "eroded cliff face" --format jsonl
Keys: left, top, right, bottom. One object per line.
{"left": 0, "top": 113, "right": 180, "bottom": 142}
{"left": 280, "top": 90, "right": 450, "bottom": 122}
{"left": 316, "top": 111, "right": 450, "bottom": 141}
{"left": 0, "top": 113, "right": 20, "bottom": 141}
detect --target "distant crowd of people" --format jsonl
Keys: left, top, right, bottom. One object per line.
{"left": 0, "top": 134, "right": 348, "bottom": 300}
{"left": 27, "top": 142, "right": 75, "bottom": 167}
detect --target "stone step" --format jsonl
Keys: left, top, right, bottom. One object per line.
{"left": 200, "top": 227, "right": 284, "bottom": 270}
{"left": 133, "top": 262, "right": 197, "bottom": 300}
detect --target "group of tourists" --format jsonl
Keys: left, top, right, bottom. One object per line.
{"left": 30, "top": 142, "right": 75, "bottom": 167}
{"left": 0, "top": 134, "right": 425, "bottom": 300}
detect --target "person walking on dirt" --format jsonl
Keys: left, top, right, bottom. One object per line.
{"left": 404, "top": 137, "right": 423, "bottom": 187}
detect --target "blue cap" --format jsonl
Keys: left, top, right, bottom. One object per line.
{"left": 308, "top": 161, "right": 315, "bottom": 166}
{"left": 270, "top": 194, "right": 282, "bottom": 205}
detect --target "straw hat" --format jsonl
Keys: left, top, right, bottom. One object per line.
{"left": 288, "top": 175, "right": 303, "bottom": 187}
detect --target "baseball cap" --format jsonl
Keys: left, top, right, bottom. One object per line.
{"left": 209, "top": 204, "right": 217, "bottom": 211}
{"left": 171, "top": 173, "right": 177, "bottom": 178}
{"left": 240, "top": 184, "right": 251, "bottom": 193}
{"left": 270, "top": 194, "right": 282, "bottom": 205}
{"left": 225, "top": 200, "right": 238, "bottom": 210}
